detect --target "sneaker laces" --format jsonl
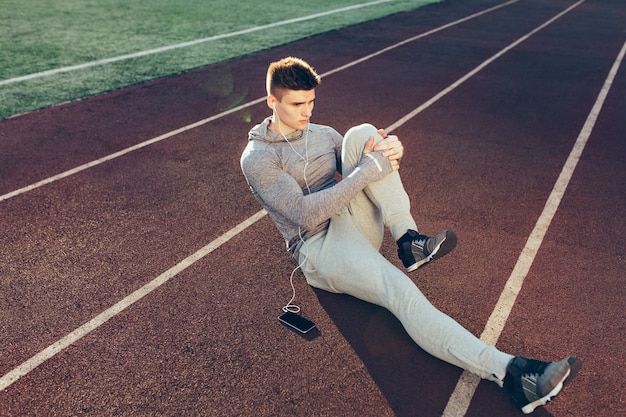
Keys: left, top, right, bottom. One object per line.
{"left": 518, "top": 359, "right": 550, "bottom": 399}
{"left": 505, "top": 357, "right": 563, "bottom": 401}
{"left": 411, "top": 235, "right": 427, "bottom": 252}
{"left": 413, "top": 234, "right": 439, "bottom": 257}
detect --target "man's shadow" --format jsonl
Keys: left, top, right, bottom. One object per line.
{"left": 311, "top": 288, "right": 553, "bottom": 417}
{"left": 313, "top": 288, "right": 462, "bottom": 417}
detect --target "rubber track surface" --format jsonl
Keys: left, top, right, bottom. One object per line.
{"left": 0, "top": 0, "right": 624, "bottom": 416}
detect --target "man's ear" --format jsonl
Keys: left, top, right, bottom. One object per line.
{"left": 267, "top": 95, "right": 277, "bottom": 110}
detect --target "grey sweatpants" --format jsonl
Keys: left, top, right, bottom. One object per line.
{"left": 298, "top": 123, "right": 513, "bottom": 383}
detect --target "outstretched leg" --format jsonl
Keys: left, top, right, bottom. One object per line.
{"left": 299, "top": 210, "right": 513, "bottom": 382}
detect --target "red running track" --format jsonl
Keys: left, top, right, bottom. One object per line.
{"left": 1, "top": 0, "right": 624, "bottom": 415}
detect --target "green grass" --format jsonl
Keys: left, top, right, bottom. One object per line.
{"left": 0, "top": 0, "right": 438, "bottom": 120}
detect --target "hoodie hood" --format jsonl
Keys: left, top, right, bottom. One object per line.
{"left": 248, "top": 117, "right": 305, "bottom": 143}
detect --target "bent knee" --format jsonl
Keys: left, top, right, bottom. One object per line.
{"left": 344, "top": 123, "right": 384, "bottom": 146}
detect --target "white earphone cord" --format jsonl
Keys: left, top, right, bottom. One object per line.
{"left": 274, "top": 106, "right": 310, "bottom": 312}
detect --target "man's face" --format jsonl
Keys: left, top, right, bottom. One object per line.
{"left": 269, "top": 89, "right": 316, "bottom": 135}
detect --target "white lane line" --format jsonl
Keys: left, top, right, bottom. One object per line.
{"left": 0, "top": 209, "right": 267, "bottom": 392}
{"left": 0, "top": 97, "right": 264, "bottom": 202}
{"left": 0, "top": 0, "right": 524, "bottom": 392}
{"left": 441, "top": 38, "right": 625, "bottom": 417}
{"left": 0, "top": 0, "right": 393, "bottom": 87}
{"left": 322, "top": 0, "right": 520, "bottom": 79}
{"left": 388, "top": 0, "right": 585, "bottom": 132}
{"left": 0, "top": 0, "right": 518, "bottom": 203}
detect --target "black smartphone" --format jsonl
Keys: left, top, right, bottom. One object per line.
{"left": 278, "top": 311, "right": 316, "bottom": 333}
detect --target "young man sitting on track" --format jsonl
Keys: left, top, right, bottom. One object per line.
{"left": 240, "top": 56, "right": 581, "bottom": 414}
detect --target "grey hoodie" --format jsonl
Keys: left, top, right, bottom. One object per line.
{"left": 240, "top": 117, "right": 393, "bottom": 258}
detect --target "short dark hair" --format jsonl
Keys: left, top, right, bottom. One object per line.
{"left": 266, "top": 57, "right": 321, "bottom": 100}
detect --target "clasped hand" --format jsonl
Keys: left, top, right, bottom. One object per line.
{"left": 363, "top": 128, "right": 404, "bottom": 171}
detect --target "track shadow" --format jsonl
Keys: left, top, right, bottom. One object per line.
{"left": 313, "top": 288, "right": 463, "bottom": 417}
{"left": 312, "top": 289, "right": 543, "bottom": 416}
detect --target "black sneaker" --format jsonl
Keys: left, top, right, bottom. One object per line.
{"left": 504, "top": 356, "right": 582, "bottom": 414}
{"left": 397, "top": 229, "right": 457, "bottom": 272}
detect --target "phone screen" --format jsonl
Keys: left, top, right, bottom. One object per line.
{"left": 278, "top": 311, "right": 316, "bottom": 333}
